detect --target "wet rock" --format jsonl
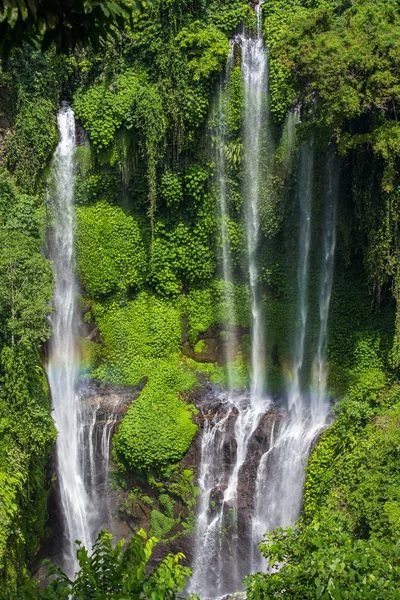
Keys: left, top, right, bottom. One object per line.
{"left": 78, "top": 377, "right": 147, "bottom": 414}
{"left": 181, "top": 322, "right": 246, "bottom": 365}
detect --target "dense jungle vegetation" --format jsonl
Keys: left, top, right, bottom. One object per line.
{"left": 1, "top": 0, "right": 400, "bottom": 597}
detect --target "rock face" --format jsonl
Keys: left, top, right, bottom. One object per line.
{"left": 190, "top": 388, "right": 283, "bottom": 590}
{"left": 181, "top": 317, "right": 245, "bottom": 365}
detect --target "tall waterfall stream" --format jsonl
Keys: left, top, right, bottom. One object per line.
{"left": 47, "top": 104, "right": 123, "bottom": 575}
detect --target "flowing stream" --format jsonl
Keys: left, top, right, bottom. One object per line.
{"left": 47, "top": 104, "right": 121, "bottom": 575}
{"left": 190, "top": 8, "right": 271, "bottom": 597}
{"left": 250, "top": 143, "right": 323, "bottom": 571}
{"left": 242, "top": 3, "right": 268, "bottom": 410}
{"left": 47, "top": 104, "right": 91, "bottom": 573}
{"left": 311, "top": 148, "right": 338, "bottom": 421}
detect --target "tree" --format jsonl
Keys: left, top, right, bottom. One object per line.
{"left": 0, "top": 0, "right": 149, "bottom": 55}
{"left": 245, "top": 524, "right": 400, "bottom": 599}
{"left": 0, "top": 230, "right": 53, "bottom": 349}
{"left": 7, "top": 529, "right": 199, "bottom": 599}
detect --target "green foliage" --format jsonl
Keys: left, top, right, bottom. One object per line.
{"left": 265, "top": 0, "right": 400, "bottom": 129}
{"left": 76, "top": 201, "right": 147, "bottom": 297}
{"left": 183, "top": 280, "right": 250, "bottom": 345}
{"left": 0, "top": 156, "right": 54, "bottom": 592}
{"left": 160, "top": 170, "right": 184, "bottom": 208}
{"left": 114, "top": 367, "right": 197, "bottom": 473}
{"left": 0, "top": 347, "right": 56, "bottom": 591}
{"left": 176, "top": 21, "right": 230, "bottom": 82}
{"left": 8, "top": 529, "right": 197, "bottom": 599}
{"left": 245, "top": 524, "right": 400, "bottom": 599}
{"left": 150, "top": 220, "right": 215, "bottom": 296}
{"left": 93, "top": 292, "right": 182, "bottom": 383}
{"left": 204, "top": 0, "right": 248, "bottom": 37}
{"left": 0, "top": 0, "right": 149, "bottom": 56}
{"left": 168, "top": 468, "right": 198, "bottom": 510}
{"left": 150, "top": 509, "right": 176, "bottom": 541}
{"left": 305, "top": 397, "right": 400, "bottom": 540}
{"left": 149, "top": 493, "right": 177, "bottom": 541}
{"left": 5, "top": 98, "right": 57, "bottom": 194}
{"left": 0, "top": 173, "right": 53, "bottom": 349}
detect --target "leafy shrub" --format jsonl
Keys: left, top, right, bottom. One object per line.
{"left": 245, "top": 524, "right": 400, "bottom": 599}
{"left": 8, "top": 529, "right": 198, "bottom": 599}
{"left": 114, "top": 367, "right": 197, "bottom": 473}
{"left": 76, "top": 201, "right": 147, "bottom": 297}
{"left": 93, "top": 292, "right": 182, "bottom": 383}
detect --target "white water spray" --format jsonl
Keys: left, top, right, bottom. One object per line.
{"left": 288, "top": 143, "right": 313, "bottom": 412}
{"left": 251, "top": 146, "right": 338, "bottom": 569}
{"left": 47, "top": 104, "right": 91, "bottom": 573}
{"left": 242, "top": 4, "right": 268, "bottom": 409}
{"left": 216, "top": 73, "right": 238, "bottom": 389}
{"left": 311, "top": 148, "right": 338, "bottom": 423}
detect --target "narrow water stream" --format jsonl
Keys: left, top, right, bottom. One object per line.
{"left": 47, "top": 104, "right": 91, "bottom": 574}
{"left": 47, "top": 105, "right": 122, "bottom": 575}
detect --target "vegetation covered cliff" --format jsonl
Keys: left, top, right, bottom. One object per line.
{"left": 0, "top": 0, "right": 400, "bottom": 596}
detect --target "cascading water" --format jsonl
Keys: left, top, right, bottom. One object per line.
{"left": 191, "top": 4, "right": 339, "bottom": 595}
{"left": 250, "top": 143, "right": 317, "bottom": 567}
{"left": 251, "top": 146, "right": 338, "bottom": 569}
{"left": 78, "top": 393, "right": 124, "bottom": 535}
{"left": 288, "top": 143, "right": 314, "bottom": 413}
{"left": 47, "top": 104, "right": 91, "bottom": 573}
{"left": 190, "top": 72, "right": 246, "bottom": 598}
{"left": 311, "top": 149, "right": 338, "bottom": 423}
{"left": 242, "top": 4, "right": 268, "bottom": 410}
{"left": 47, "top": 104, "right": 122, "bottom": 575}
{"left": 216, "top": 65, "right": 237, "bottom": 387}
{"left": 222, "top": 8, "right": 272, "bottom": 555}
{"left": 190, "top": 8, "right": 271, "bottom": 597}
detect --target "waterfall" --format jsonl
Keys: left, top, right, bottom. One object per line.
{"left": 250, "top": 142, "right": 315, "bottom": 568}
{"left": 189, "top": 393, "right": 237, "bottom": 597}
{"left": 190, "top": 73, "right": 246, "bottom": 598}
{"left": 219, "top": 15, "right": 271, "bottom": 528}
{"left": 311, "top": 148, "right": 338, "bottom": 423}
{"left": 242, "top": 4, "right": 268, "bottom": 409}
{"left": 251, "top": 146, "right": 338, "bottom": 569}
{"left": 190, "top": 4, "right": 339, "bottom": 595}
{"left": 47, "top": 104, "right": 122, "bottom": 574}
{"left": 190, "top": 8, "right": 271, "bottom": 597}
{"left": 216, "top": 68, "right": 237, "bottom": 389}
{"left": 288, "top": 143, "right": 313, "bottom": 413}
{"left": 78, "top": 393, "right": 124, "bottom": 535}
{"left": 47, "top": 103, "right": 91, "bottom": 573}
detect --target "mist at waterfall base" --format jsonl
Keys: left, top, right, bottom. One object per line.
{"left": 189, "top": 24, "right": 338, "bottom": 600}
{"left": 46, "top": 104, "right": 122, "bottom": 576}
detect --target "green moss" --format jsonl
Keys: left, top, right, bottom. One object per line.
{"left": 92, "top": 292, "right": 181, "bottom": 383}
{"left": 114, "top": 367, "right": 197, "bottom": 473}
{"left": 194, "top": 340, "right": 206, "bottom": 353}
{"left": 149, "top": 509, "right": 175, "bottom": 541}
{"left": 183, "top": 280, "right": 250, "bottom": 345}
{"left": 76, "top": 202, "right": 147, "bottom": 298}
{"left": 79, "top": 338, "right": 101, "bottom": 378}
